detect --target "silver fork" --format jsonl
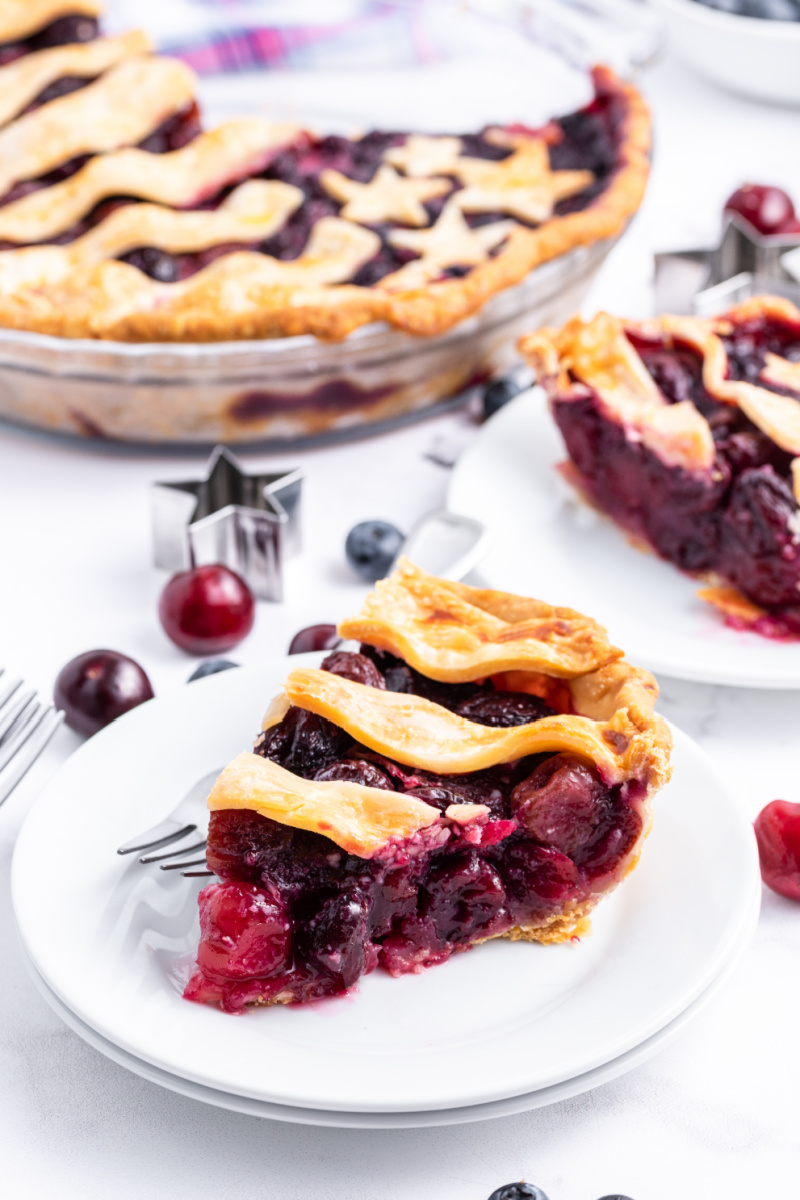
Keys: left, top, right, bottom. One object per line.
{"left": 0, "top": 668, "right": 64, "bottom": 806}
{"left": 116, "top": 769, "right": 220, "bottom": 877}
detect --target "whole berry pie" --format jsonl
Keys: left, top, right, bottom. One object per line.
{"left": 0, "top": 1, "right": 651, "bottom": 342}
{"left": 185, "top": 560, "right": 671, "bottom": 1013}
{"left": 521, "top": 296, "right": 800, "bottom": 638}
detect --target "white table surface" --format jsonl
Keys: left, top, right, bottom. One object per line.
{"left": 2, "top": 46, "right": 800, "bottom": 1200}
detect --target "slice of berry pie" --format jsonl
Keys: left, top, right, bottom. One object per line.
{"left": 0, "top": 1, "right": 650, "bottom": 341}
{"left": 521, "top": 296, "right": 800, "bottom": 638}
{"left": 185, "top": 559, "right": 671, "bottom": 1013}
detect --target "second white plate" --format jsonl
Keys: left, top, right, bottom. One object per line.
{"left": 448, "top": 389, "right": 800, "bottom": 688}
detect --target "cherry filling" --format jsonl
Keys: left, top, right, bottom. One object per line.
{"left": 554, "top": 320, "right": 800, "bottom": 633}
{"left": 185, "top": 649, "right": 643, "bottom": 1013}
{"left": 153, "top": 105, "right": 613, "bottom": 286}
{"left": 0, "top": 14, "right": 99, "bottom": 66}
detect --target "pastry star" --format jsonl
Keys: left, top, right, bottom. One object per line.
{"left": 383, "top": 135, "right": 463, "bottom": 178}
{"left": 320, "top": 163, "right": 451, "bottom": 227}
{"left": 453, "top": 139, "right": 594, "bottom": 226}
{"left": 380, "top": 199, "right": 515, "bottom": 291}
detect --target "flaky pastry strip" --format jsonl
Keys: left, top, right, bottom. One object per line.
{"left": 284, "top": 666, "right": 660, "bottom": 786}
{"left": 0, "top": 30, "right": 151, "bottom": 128}
{"left": 0, "top": 180, "right": 304, "bottom": 291}
{"left": 628, "top": 299, "right": 800, "bottom": 457}
{"left": 339, "top": 558, "right": 620, "bottom": 680}
{"left": 207, "top": 750, "right": 441, "bottom": 858}
{"left": 0, "top": 55, "right": 195, "bottom": 196}
{"left": 453, "top": 138, "right": 594, "bottom": 226}
{"left": 0, "top": 255, "right": 380, "bottom": 340}
{"left": 0, "top": 118, "right": 301, "bottom": 243}
{"left": 0, "top": 66, "right": 650, "bottom": 342}
{"left": 521, "top": 313, "right": 716, "bottom": 472}
{"left": 0, "top": 0, "right": 101, "bottom": 43}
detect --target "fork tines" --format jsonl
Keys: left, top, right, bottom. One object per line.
{"left": 0, "top": 668, "right": 63, "bottom": 806}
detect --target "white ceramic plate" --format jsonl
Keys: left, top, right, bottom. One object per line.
{"left": 449, "top": 390, "right": 800, "bottom": 688}
{"left": 19, "top": 881, "right": 759, "bottom": 1129}
{"left": 12, "top": 659, "right": 759, "bottom": 1114}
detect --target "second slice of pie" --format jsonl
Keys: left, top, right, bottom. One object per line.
{"left": 521, "top": 297, "right": 800, "bottom": 638}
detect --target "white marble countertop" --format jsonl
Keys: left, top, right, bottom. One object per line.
{"left": 2, "top": 46, "right": 800, "bottom": 1200}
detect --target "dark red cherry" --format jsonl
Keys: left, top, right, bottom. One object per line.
{"left": 196, "top": 881, "right": 291, "bottom": 981}
{"left": 288, "top": 623, "right": 341, "bottom": 655}
{"left": 511, "top": 754, "right": 611, "bottom": 856}
{"left": 158, "top": 564, "right": 255, "bottom": 655}
{"left": 754, "top": 800, "right": 800, "bottom": 900}
{"left": 54, "top": 650, "right": 154, "bottom": 736}
{"left": 320, "top": 650, "right": 385, "bottom": 687}
{"left": 724, "top": 184, "right": 796, "bottom": 236}
{"left": 486, "top": 1183, "right": 551, "bottom": 1200}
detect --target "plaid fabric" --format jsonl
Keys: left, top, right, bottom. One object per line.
{"left": 108, "top": 0, "right": 436, "bottom": 73}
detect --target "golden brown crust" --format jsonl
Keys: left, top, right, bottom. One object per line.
{"left": 0, "top": 206, "right": 380, "bottom": 294}
{"left": 492, "top": 901, "right": 595, "bottom": 945}
{"left": 523, "top": 296, "right": 800, "bottom": 465}
{"left": 338, "top": 557, "right": 621, "bottom": 680}
{"left": 0, "top": 0, "right": 102, "bottom": 43}
{"left": 0, "top": 118, "right": 302, "bottom": 243}
{"left": 0, "top": 64, "right": 650, "bottom": 341}
{"left": 0, "top": 30, "right": 151, "bottom": 128}
{"left": 284, "top": 660, "right": 671, "bottom": 790}
{"left": 207, "top": 751, "right": 442, "bottom": 858}
{"left": 521, "top": 313, "right": 716, "bottom": 472}
{"left": 628, "top": 299, "right": 800, "bottom": 457}
{"left": 336, "top": 561, "right": 671, "bottom": 794}
{"left": 0, "top": 56, "right": 195, "bottom": 197}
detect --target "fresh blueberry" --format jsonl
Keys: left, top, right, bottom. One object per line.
{"left": 483, "top": 376, "right": 524, "bottom": 420}
{"left": 345, "top": 520, "right": 404, "bottom": 582}
{"left": 187, "top": 659, "right": 240, "bottom": 683}
{"left": 486, "top": 1185, "right": 550, "bottom": 1200}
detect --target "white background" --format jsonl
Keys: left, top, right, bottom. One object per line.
{"left": 2, "top": 35, "right": 800, "bottom": 1200}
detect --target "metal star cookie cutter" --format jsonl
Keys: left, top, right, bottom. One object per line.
{"left": 654, "top": 214, "right": 800, "bottom": 315}
{"left": 151, "top": 446, "right": 303, "bottom": 602}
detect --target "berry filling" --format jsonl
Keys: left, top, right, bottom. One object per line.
{"left": 185, "top": 649, "right": 643, "bottom": 1012}
{"left": 0, "top": 100, "right": 202, "bottom": 213}
{"left": 123, "top": 100, "right": 617, "bottom": 284}
{"left": 0, "top": 14, "right": 99, "bottom": 66}
{"left": 553, "top": 316, "right": 800, "bottom": 635}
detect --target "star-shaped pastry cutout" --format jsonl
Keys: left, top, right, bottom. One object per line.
{"left": 453, "top": 139, "right": 594, "bottom": 226}
{"left": 383, "top": 135, "right": 463, "bottom": 178}
{"left": 379, "top": 199, "right": 515, "bottom": 291}
{"left": 320, "top": 163, "right": 451, "bottom": 227}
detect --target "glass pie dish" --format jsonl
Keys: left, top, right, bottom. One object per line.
{"left": 0, "top": 234, "right": 618, "bottom": 445}
{"left": 0, "top": 1, "right": 648, "bottom": 446}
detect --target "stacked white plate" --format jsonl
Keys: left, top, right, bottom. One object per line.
{"left": 12, "top": 660, "right": 760, "bottom": 1127}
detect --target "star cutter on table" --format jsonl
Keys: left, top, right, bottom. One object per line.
{"left": 151, "top": 446, "right": 303, "bottom": 602}
{"left": 654, "top": 213, "right": 800, "bottom": 316}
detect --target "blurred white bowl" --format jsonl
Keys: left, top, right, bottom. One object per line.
{"left": 650, "top": 0, "right": 800, "bottom": 105}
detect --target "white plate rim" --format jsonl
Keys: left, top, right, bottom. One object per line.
{"left": 11, "top": 660, "right": 761, "bottom": 1112}
{"left": 448, "top": 389, "right": 800, "bottom": 689}
{"left": 17, "top": 876, "right": 760, "bottom": 1129}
